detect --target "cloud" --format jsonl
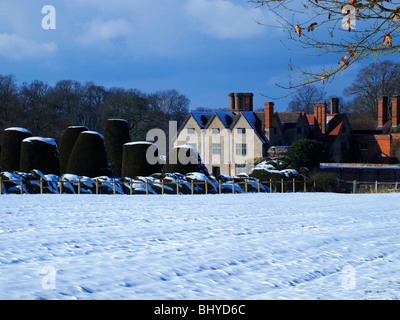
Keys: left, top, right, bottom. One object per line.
{"left": 76, "top": 18, "right": 134, "bottom": 44}
{"left": 0, "top": 33, "right": 57, "bottom": 59}
{"left": 184, "top": 0, "right": 265, "bottom": 39}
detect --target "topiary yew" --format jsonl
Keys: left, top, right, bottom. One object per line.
{"left": 121, "top": 142, "right": 161, "bottom": 178}
{"left": 59, "top": 126, "right": 88, "bottom": 174}
{"left": 162, "top": 145, "right": 209, "bottom": 176}
{"left": 0, "top": 127, "right": 32, "bottom": 172}
{"left": 20, "top": 137, "right": 60, "bottom": 175}
{"left": 104, "top": 119, "right": 131, "bottom": 177}
{"left": 66, "top": 131, "right": 112, "bottom": 178}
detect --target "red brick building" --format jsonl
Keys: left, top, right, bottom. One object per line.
{"left": 350, "top": 96, "right": 400, "bottom": 164}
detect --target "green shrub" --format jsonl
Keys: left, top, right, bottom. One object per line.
{"left": 121, "top": 142, "right": 161, "bottom": 178}
{"left": 59, "top": 126, "right": 88, "bottom": 174}
{"left": 0, "top": 127, "right": 32, "bottom": 172}
{"left": 163, "top": 145, "right": 209, "bottom": 176}
{"left": 286, "top": 139, "right": 325, "bottom": 171}
{"left": 20, "top": 137, "right": 60, "bottom": 175}
{"left": 66, "top": 131, "right": 112, "bottom": 178}
{"left": 104, "top": 119, "right": 131, "bottom": 177}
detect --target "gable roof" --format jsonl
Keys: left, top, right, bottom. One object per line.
{"left": 233, "top": 111, "right": 267, "bottom": 143}
{"left": 191, "top": 112, "right": 214, "bottom": 129}
{"left": 277, "top": 112, "right": 302, "bottom": 125}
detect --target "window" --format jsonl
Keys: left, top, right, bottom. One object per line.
{"left": 212, "top": 128, "right": 220, "bottom": 134}
{"left": 360, "top": 143, "right": 368, "bottom": 151}
{"left": 235, "top": 164, "right": 246, "bottom": 175}
{"left": 236, "top": 143, "right": 247, "bottom": 156}
{"left": 187, "top": 128, "right": 195, "bottom": 134}
{"left": 237, "top": 128, "right": 246, "bottom": 134}
{"left": 212, "top": 143, "right": 221, "bottom": 155}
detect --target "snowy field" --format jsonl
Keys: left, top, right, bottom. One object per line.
{"left": 1, "top": 192, "right": 400, "bottom": 300}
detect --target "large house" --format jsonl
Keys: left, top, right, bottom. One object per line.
{"left": 174, "top": 93, "right": 352, "bottom": 176}
{"left": 350, "top": 96, "right": 400, "bottom": 164}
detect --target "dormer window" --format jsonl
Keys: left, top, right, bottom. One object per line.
{"left": 237, "top": 128, "right": 246, "bottom": 134}
{"left": 187, "top": 128, "right": 195, "bottom": 134}
{"left": 212, "top": 128, "right": 220, "bottom": 134}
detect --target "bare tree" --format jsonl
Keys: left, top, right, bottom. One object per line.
{"left": 251, "top": 0, "right": 400, "bottom": 93}
{"left": 344, "top": 59, "right": 400, "bottom": 119}
{"left": 287, "top": 84, "right": 326, "bottom": 113}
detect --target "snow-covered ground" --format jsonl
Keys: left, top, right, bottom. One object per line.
{"left": 1, "top": 192, "right": 400, "bottom": 300}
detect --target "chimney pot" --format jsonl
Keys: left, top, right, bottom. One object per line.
{"left": 228, "top": 93, "right": 235, "bottom": 111}
{"left": 378, "top": 96, "right": 388, "bottom": 127}
{"left": 392, "top": 96, "right": 400, "bottom": 127}
{"left": 330, "top": 97, "right": 339, "bottom": 114}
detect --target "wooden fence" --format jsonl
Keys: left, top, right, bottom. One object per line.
{"left": 0, "top": 177, "right": 311, "bottom": 195}
{"left": 1, "top": 177, "right": 399, "bottom": 195}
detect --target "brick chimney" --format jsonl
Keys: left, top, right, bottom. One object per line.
{"left": 230, "top": 93, "right": 253, "bottom": 111}
{"left": 242, "top": 93, "right": 254, "bottom": 111}
{"left": 330, "top": 97, "right": 339, "bottom": 115}
{"left": 228, "top": 93, "right": 235, "bottom": 111}
{"left": 264, "top": 102, "right": 274, "bottom": 142}
{"left": 234, "top": 93, "right": 242, "bottom": 111}
{"left": 314, "top": 102, "right": 327, "bottom": 134}
{"left": 378, "top": 96, "right": 388, "bottom": 127}
{"left": 321, "top": 103, "right": 327, "bottom": 134}
{"left": 392, "top": 96, "right": 399, "bottom": 127}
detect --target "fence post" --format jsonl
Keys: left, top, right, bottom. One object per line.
{"left": 78, "top": 178, "right": 81, "bottom": 194}
{"left": 232, "top": 179, "right": 235, "bottom": 194}
{"left": 95, "top": 179, "right": 99, "bottom": 195}
{"left": 304, "top": 178, "right": 307, "bottom": 193}
{"left": 281, "top": 179, "right": 284, "bottom": 193}
{"left": 292, "top": 178, "right": 295, "bottom": 193}
{"left": 162, "top": 179, "right": 165, "bottom": 195}
{"left": 219, "top": 180, "right": 222, "bottom": 194}
{"left": 270, "top": 179, "right": 272, "bottom": 193}
{"left": 257, "top": 179, "right": 260, "bottom": 193}
{"left": 130, "top": 179, "right": 133, "bottom": 195}
{"left": 40, "top": 177, "right": 43, "bottom": 194}
{"left": 375, "top": 180, "right": 378, "bottom": 193}
{"left": 146, "top": 180, "right": 149, "bottom": 195}
{"left": 191, "top": 180, "right": 194, "bottom": 195}
{"left": 176, "top": 180, "right": 179, "bottom": 195}
{"left": 352, "top": 180, "right": 357, "bottom": 194}
{"left": 245, "top": 179, "right": 248, "bottom": 193}
{"left": 59, "top": 177, "right": 63, "bottom": 194}
{"left": 205, "top": 179, "right": 208, "bottom": 194}
{"left": 20, "top": 177, "right": 23, "bottom": 194}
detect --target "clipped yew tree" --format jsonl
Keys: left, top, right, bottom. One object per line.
{"left": 162, "top": 145, "right": 209, "bottom": 176}
{"left": 66, "top": 131, "right": 112, "bottom": 178}
{"left": 121, "top": 142, "right": 161, "bottom": 178}
{"left": 59, "top": 126, "right": 88, "bottom": 174}
{"left": 0, "top": 127, "right": 32, "bottom": 172}
{"left": 20, "top": 137, "right": 60, "bottom": 175}
{"left": 104, "top": 119, "right": 131, "bottom": 177}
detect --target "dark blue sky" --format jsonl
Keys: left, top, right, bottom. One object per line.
{"left": 0, "top": 0, "right": 392, "bottom": 112}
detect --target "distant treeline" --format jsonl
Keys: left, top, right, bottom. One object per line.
{"left": 0, "top": 74, "right": 189, "bottom": 144}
